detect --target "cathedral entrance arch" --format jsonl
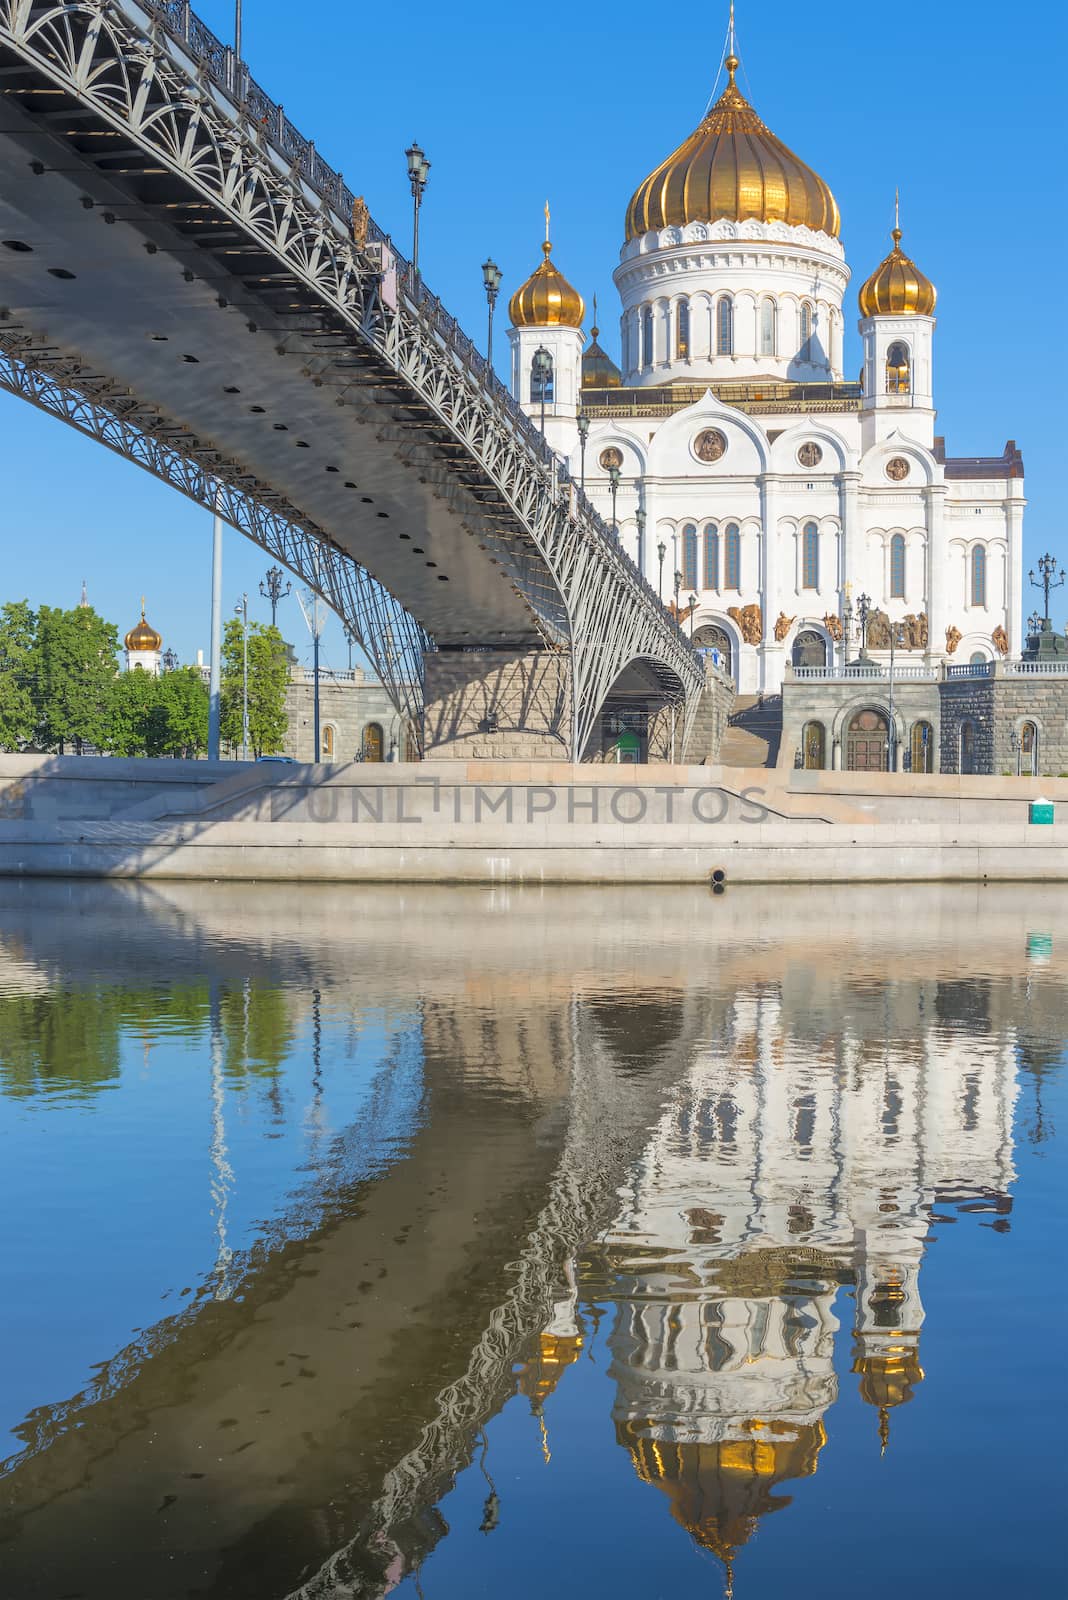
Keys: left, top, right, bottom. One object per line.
{"left": 792, "top": 629, "right": 828, "bottom": 669}
{"left": 693, "top": 624, "right": 733, "bottom": 680}
{"left": 845, "top": 708, "right": 889, "bottom": 772}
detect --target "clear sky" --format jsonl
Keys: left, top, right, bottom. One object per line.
{"left": 2, "top": 0, "right": 1065, "bottom": 671}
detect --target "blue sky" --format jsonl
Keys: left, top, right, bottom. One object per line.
{"left": 2, "top": 0, "right": 1065, "bottom": 669}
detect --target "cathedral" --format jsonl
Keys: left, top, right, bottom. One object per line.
{"left": 505, "top": 29, "right": 1024, "bottom": 697}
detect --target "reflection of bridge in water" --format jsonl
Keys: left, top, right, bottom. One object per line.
{"left": 0, "top": 0, "right": 702, "bottom": 756}
{"left": 0, "top": 881, "right": 1063, "bottom": 1597}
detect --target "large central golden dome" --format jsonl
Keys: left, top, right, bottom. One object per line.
{"left": 625, "top": 55, "right": 840, "bottom": 242}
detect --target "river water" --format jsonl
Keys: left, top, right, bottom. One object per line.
{"left": 0, "top": 880, "right": 1064, "bottom": 1599}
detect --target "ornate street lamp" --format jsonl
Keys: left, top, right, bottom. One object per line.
{"left": 259, "top": 563, "right": 291, "bottom": 627}
{"left": 1010, "top": 727, "right": 1021, "bottom": 777}
{"left": 161, "top": 647, "right": 179, "bottom": 673}
{"left": 532, "top": 346, "right": 552, "bottom": 437}
{"left": 635, "top": 507, "right": 646, "bottom": 572}
{"left": 688, "top": 592, "right": 698, "bottom": 640}
{"left": 405, "top": 141, "right": 430, "bottom": 275}
{"left": 1029, "top": 552, "right": 1066, "bottom": 630}
{"left": 607, "top": 463, "right": 621, "bottom": 537}
{"left": 855, "top": 591, "right": 873, "bottom": 664}
{"left": 657, "top": 540, "right": 667, "bottom": 604}
{"left": 841, "top": 590, "right": 854, "bottom": 668}
{"left": 674, "top": 568, "right": 683, "bottom": 633}
{"left": 481, "top": 257, "right": 502, "bottom": 367}
{"left": 234, "top": 0, "right": 242, "bottom": 58}
{"left": 577, "top": 411, "right": 589, "bottom": 491}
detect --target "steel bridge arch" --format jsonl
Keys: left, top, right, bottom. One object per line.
{"left": 0, "top": 0, "right": 704, "bottom": 757}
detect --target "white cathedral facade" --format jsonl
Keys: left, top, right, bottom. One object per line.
{"left": 506, "top": 48, "right": 1025, "bottom": 697}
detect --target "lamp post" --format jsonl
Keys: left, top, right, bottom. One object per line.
{"left": 674, "top": 569, "right": 683, "bottom": 633}
{"left": 404, "top": 142, "right": 430, "bottom": 275}
{"left": 1029, "top": 552, "right": 1066, "bottom": 630}
{"left": 532, "top": 346, "right": 552, "bottom": 438}
{"left": 161, "top": 647, "right": 179, "bottom": 674}
{"left": 1010, "top": 727, "right": 1021, "bottom": 778}
{"left": 234, "top": 0, "right": 242, "bottom": 58}
{"left": 607, "top": 463, "right": 620, "bottom": 537}
{"left": 577, "top": 411, "right": 589, "bottom": 491}
{"left": 841, "top": 590, "right": 854, "bottom": 669}
{"left": 688, "top": 592, "right": 698, "bottom": 640}
{"left": 234, "top": 594, "right": 250, "bottom": 760}
{"left": 855, "top": 591, "right": 873, "bottom": 665}
{"left": 635, "top": 507, "right": 646, "bottom": 573}
{"left": 886, "top": 620, "right": 904, "bottom": 771}
{"left": 481, "top": 258, "right": 502, "bottom": 368}
{"left": 657, "top": 540, "right": 667, "bottom": 604}
{"left": 259, "top": 563, "right": 291, "bottom": 627}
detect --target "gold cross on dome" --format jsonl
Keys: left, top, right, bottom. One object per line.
{"left": 544, "top": 200, "right": 550, "bottom": 244}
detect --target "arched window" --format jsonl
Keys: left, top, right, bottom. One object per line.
{"left": 886, "top": 341, "right": 911, "bottom": 395}
{"left": 725, "top": 524, "right": 741, "bottom": 589}
{"left": 969, "top": 651, "right": 987, "bottom": 666}
{"left": 793, "top": 630, "right": 827, "bottom": 669}
{"left": 911, "top": 720, "right": 934, "bottom": 774}
{"left": 676, "top": 300, "right": 690, "bottom": 359}
{"left": 802, "top": 522, "right": 819, "bottom": 590}
{"left": 693, "top": 624, "right": 733, "bottom": 679}
{"left": 959, "top": 719, "right": 976, "bottom": 775}
{"left": 1021, "top": 720, "right": 1039, "bottom": 776}
{"left": 641, "top": 304, "right": 654, "bottom": 368}
{"left": 890, "top": 533, "right": 906, "bottom": 598}
{"left": 716, "top": 296, "right": 733, "bottom": 356}
{"left": 530, "top": 352, "right": 553, "bottom": 403}
{"left": 322, "top": 723, "right": 336, "bottom": 760}
{"left": 682, "top": 524, "right": 698, "bottom": 591}
{"left": 362, "top": 722, "right": 384, "bottom": 762}
{"left": 704, "top": 526, "right": 720, "bottom": 591}
{"left": 800, "top": 301, "right": 813, "bottom": 361}
{"left": 802, "top": 722, "right": 826, "bottom": 770}
{"left": 759, "top": 298, "right": 777, "bottom": 357}
{"left": 971, "top": 545, "right": 987, "bottom": 607}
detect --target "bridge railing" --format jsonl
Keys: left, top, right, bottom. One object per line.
{"left": 136, "top": 0, "right": 692, "bottom": 652}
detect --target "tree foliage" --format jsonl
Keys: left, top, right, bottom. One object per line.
{"left": 35, "top": 605, "right": 120, "bottom": 755}
{"left": 220, "top": 618, "right": 289, "bottom": 757}
{"left": 0, "top": 601, "right": 37, "bottom": 751}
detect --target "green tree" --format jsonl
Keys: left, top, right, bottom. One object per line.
{"left": 153, "top": 666, "right": 209, "bottom": 758}
{"left": 35, "top": 605, "right": 119, "bottom": 755}
{"left": 221, "top": 619, "right": 288, "bottom": 757}
{"left": 0, "top": 600, "right": 38, "bottom": 751}
{"left": 106, "top": 664, "right": 159, "bottom": 757}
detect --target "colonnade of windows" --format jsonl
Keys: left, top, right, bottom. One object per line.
{"left": 630, "top": 292, "right": 823, "bottom": 370}
{"left": 680, "top": 521, "right": 741, "bottom": 591}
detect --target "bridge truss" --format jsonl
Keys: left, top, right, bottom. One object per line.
{"left": 0, "top": 0, "right": 704, "bottom": 758}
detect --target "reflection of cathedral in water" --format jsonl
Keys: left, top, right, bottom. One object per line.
{"left": 574, "top": 985, "right": 1018, "bottom": 1591}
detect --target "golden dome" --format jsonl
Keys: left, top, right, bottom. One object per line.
{"left": 509, "top": 210, "right": 584, "bottom": 329}
{"left": 625, "top": 54, "right": 840, "bottom": 242}
{"left": 124, "top": 600, "right": 162, "bottom": 653}
{"left": 581, "top": 297, "right": 622, "bottom": 389}
{"left": 858, "top": 224, "right": 937, "bottom": 317}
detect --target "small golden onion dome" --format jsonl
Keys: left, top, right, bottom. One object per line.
{"left": 858, "top": 226, "right": 937, "bottom": 317}
{"left": 125, "top": 601, "right": 162, "bottom": 654}
{"left": 509, "top": 238, "right": 584, "bottom": 329}
{"left": 582, "top": 304, "right": 622, "bottom": 389}
{"left": 625, "top": 54, "right": 840, "bottom": 241}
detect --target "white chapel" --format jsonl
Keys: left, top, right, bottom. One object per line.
{"left": 506, "top": 27, "right": 1025, "bottom": 696}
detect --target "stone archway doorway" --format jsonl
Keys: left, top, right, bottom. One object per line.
{"left": 845, "top": 708, "right": 889, "bottom": 772}
{"left": 793, "top": 629, "right": 828, "bottom": 669}
{"left": 693, "top": 624, "right": 733, "bottom": 680}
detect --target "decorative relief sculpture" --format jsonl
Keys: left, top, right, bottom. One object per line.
{"left": 946, "top": 625, "right": 962, "bottom": 655}
{"left": 885, "top": 456, "right": 910, "bottom": 482}
{"left": 351, "top": 195, "right": 369, "bottom": 246}
{"left": 598, "top": 446, "right": 623, "bottom": 471}
{"left": 797, "top": 441, "right": 823, "bottom": 468}
{"left": 992, "top": 624, "right": 1009, "bottom": 656}
{"left": 866, "top": 609, "right": 892, "bottom": 649}
{"left": 823, "top": 613, "right": 843, "bottom": 642}
{"left": 901, "top": 612, "right": 929, "bottom": 649}
{"left": 728, "top": 603, "right": 763, "bottom": 645}
{"left": 773, "top": 611, "right": 795, "bottom": 641}
{"left": 694, "top": 428, "right": 728, "bottom": 463}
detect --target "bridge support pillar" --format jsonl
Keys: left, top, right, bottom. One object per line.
{"left": 423, "top": 650, "right": 572, "bottom": 762}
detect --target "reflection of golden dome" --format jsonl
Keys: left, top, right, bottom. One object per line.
{"left": 516, "top": 1331, "right": 584, "bottom": 1407}
{"left": 124, "top": 601, "right": 162, "bottom": 653}
{"left": 509, "top": 217, "right": 584, "bottom": 329}
{"left": 852, "top": 1347, "right": 925, "bottom": 1412}
{"left": 858, "top": 226, "right": 937, "bottom": 317}
{"left": 625, "top": 55, "right": 840, "bottom": 242}
{"left": 619, "top": 1417, "right": 826, "bottom": 1571}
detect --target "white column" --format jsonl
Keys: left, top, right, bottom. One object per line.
{"left": 839, "top": 472, "right": 861, "bottom": 666}
{"left": 1005, "top": 491, "right": 1025, "bottom": 654}
{"left": 925, "top": 483, "right": 948, "bottom": 663}
{"left": 758, "top": 475, "right": 783, "bottom": 691}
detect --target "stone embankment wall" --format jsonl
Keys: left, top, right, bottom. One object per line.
{"left": 0, "top": 756, "right": 1066, "bottom": 884}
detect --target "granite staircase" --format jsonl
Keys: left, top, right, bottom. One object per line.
{"left": 719, "top": 694, "right": 783, "bottom": 768}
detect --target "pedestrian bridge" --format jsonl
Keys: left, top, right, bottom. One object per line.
{"left": 0, "top": 0, "right": 703, "bottom": 756}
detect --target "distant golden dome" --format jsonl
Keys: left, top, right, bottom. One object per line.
{"left": 625, "top": 55, "right": 840, "bottom": 242}
{"left": 509, "top": 226, "right": 584, "bottom": 329}
{"left": 125, "top": 600, "right": 161, "bottom": 654}
{"left": 582, "top": 301, "right": 622, "bottom": 389}
{"left": 858, "top": 225, "right": 937, "bottom": 317}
